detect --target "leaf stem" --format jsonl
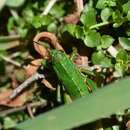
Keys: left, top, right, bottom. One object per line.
{"left": 0, "top": 101, "right": 47, "bottom": 115}
{"left": 89, "top": 21, "right": 112, "bottom": 30}
{"left": 0, "top": 55, "right": 25, "bottom": 68}
{"left": 10, "top": 8, "right": 19, "bottom": 20}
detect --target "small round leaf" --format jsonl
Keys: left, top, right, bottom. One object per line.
{"left": 101, "top": 35, "right": 114, "bottom": 49}
{"left": 92, "top": 51, "right": 112, "bottom": 67}
{"left": 101, "top": 8, "right": 112, "bottom": 22}
{"left": 6, "top": 0, "right": 25, "bottom": 7}
{"left": 84, "top": 30, "right": 101, "bottom": 48}
{"left": 119, "top": 37, "right": 130, "bottom": 50}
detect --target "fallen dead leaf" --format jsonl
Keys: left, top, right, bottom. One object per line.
{"left": 0, "top": 89, "right": 28, "bottom": 107}
{"left": 64, "top": 13, "right": 80, "bottom": 24}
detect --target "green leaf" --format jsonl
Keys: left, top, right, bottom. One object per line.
{"left": 112, "top": 10, "right": 124, "bottom": 28}
{"left": 22, "top": 8, "right": 34, "bottom": 23}
{"left": 16, "top": 28, "right": 28, "bottom": 38}
{"left": 50, "top": 2, "right": 65, "bottom": 19}
{"left": 15, "top": 76, "right": 130, "bottom": 130}
{"left": 96, "top": 0, "right": 116, "bottom": 9}
{"left": 32, "top": 15, "right": 52, "bottom": 29}
{"left": 96, "top": 0, "right": 107, "bottom": 9}
{"left": 4, "top": 117, "right": 16, "bottom": 129}
{"left": 122, "top": 1, "right": 130, "bottom": 14}
{"left": 114, "top": 63, "right": 128, "bottom": 77}
{"left": 86, "top": 78, "right": 98, "bottom": 91}
{"left": 65, "top": 24, "right": 84, "bottom": 39}
{"left": 47, "top": 23, "right": 57, "bottom": 32}
{"left": 126, "top": 29, "right": 130, "bottom": 36}
{"left": 92, "top": 51, "right": 112, "bottom": 67}
{"left": 84, "top": 30, "right": 101, "bottom": 48}
{"left": 114, "top": 50, "right": 129, "bottom": 77}
{"left": 7, "top": 17, "right": 15, "bottom": 33}
{"left": 32, "top": 16, "right": 42, "bottom": 28}
{"left": 101, "top": 8, "right": 112, "bottom": 22}
{"left": 127, "top": 10, "right": 130, "bottom": 21}
{"left": 80, "top": 6, "right": 97, "bottom": 27}
{"left": 40, "top": 15, "right": 52, "bottom": 26}
{"left": 101, "top": 35, "right": 114, "bottom": 49}
{"left": 119, "top": 37, "right": 130, "bottom": 50}
{"left": 5, "top": 0, "right": 25, "bottom": 7}
{"left": 107, "top": 0, "right": 116, "bottom": 7}
{"left": 15, "top": 18, "right": 26, "bottom": 27}
{"left": 116, "top": 50, "right": 129, "bottom": 63}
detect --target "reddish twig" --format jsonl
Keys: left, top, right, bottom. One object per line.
{"left": 33, "top": 32, "right": 64, "bottom": 57}
{"left": 0, "top": 101, "right": 47, "bottom": 115}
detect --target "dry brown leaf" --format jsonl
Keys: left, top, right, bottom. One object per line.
{"left": 126, "top": 120, "right": 130, "bottom": 130}
{"left": 64, "top": 13, "right": 80, "bottom": 24}
{"left": 74, "top": 55, "right": 88, "bottom": 67}
{"left": 41, "top": 79, "right": 56, "bottom": 91}
{"left": 25, "top": 59, "right": 43, "bottom": 77}
{"left": 0, "top": 89, "right": 28, "bottom": 107}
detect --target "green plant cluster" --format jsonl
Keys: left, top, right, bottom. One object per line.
{"left": 65, "top": 0, "right": 130, "bottom": 77}
{"left": 5, "top": 0, "right": 70, "bottom": 37}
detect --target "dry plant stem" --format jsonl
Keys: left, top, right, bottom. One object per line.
{"left": 89, "top": 21, "right": 112, "bottom": 29}
{"left": 78, "top": 64, "right": 104, "bottom": 71}
{"left": 41, "top": 79, "right": 56, "bottom": 91}
{"left": 10, "top": 52, "right": 21, "bottom": 58}
{"left": 0, "top": 35, "right": 20, "bottom": 42}
{"left": 95, "top": 120, "right": 104, "bottom": 130}
{"left": 74, "top": 0, "right": 84, "bottom": 13}
{"left": 0, "top": 101, "right": 47, "bottom": 115}
{"left": 10, "top": 8, "right": 19, "bottom": 19}
{"left": 107, "top": 45, "right": 118, "bottom": 57}
{"left": 41, "top": 0, "right": 58, "bottom": 15}
{"left": 33, "top": 32, "right": 64, "bottom": 57}
{"left": 27, "top": 104, "right": 34, "bottom": 118}
{"left": 0, "top": 55, "right": 26, "bottom": 68}
{"left": 9, "top": 72, "right": 45, "bottom": 101}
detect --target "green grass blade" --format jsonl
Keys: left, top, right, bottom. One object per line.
{"left": 15, "top": 76, "right": 130, "bottom": 130}
{"left": 0, "top": 41, "right": 21, "bottom": 50}
{"left": 0, "top": 35, "right": 20, "bottom": 42}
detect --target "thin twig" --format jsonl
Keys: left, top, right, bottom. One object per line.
{"left": 41, "top": 0, "right": 58, "bottom": 15}
{"left": 0, "top": 55, "right": 26, "bottom": 68}
{"left": 74, "top": 0, "right": 84, "bottom": 13}
{"left": 41, "top": 79, "right": 56, "bottom": 91}
{"left": 8, "top": 72, "right": 45, "bottom": 101}
{"left": 27, "top": 104, "right": 34, "bottom": 118}
{"left": 9, "top": 52, "right": 21, "bottom": 58}
{"left": 0, "top": 101, "right": 47, "bottom": 115}
{"left": 78, "top": 64, "right": 104, "bottom": 71}
{"left": 10, "top": 8, "right": 19, "bottom": 20}
{"left": 96, "top": 120, "right": 104, "bottom": 130}
{"left": 0, "top": 35, "right": 20, "bottom": 42}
